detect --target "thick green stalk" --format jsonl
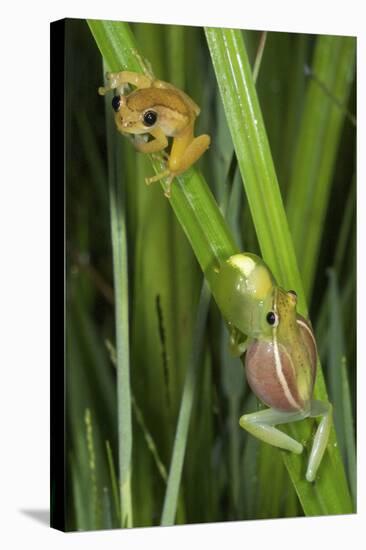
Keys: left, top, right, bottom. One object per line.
{"left": 205, "top": 27, "right": 353, "bottom": 515}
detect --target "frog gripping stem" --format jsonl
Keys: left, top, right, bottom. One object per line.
{"left": 212, "top": 253, "right": 332, "bottom": 482}
{"left": 98, "top": 70, "right": 211, "bottom": 197}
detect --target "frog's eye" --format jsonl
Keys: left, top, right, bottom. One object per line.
{"left": 288, "top": 290, "right": 297, "bottom": 298}
{"left": 266, "top": 311, "right": 279, "bottom": 327}
{"left": 143, "top": 110, "right": 158, "bottom": 127}
{"left": 112, "top": 95, "right": 121, "bottom": 112}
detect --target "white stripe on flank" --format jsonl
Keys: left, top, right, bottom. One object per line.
{"left": 296, "top": 319, "right": 317, "bottom": 351}
{"left": 272, "top": 290, "right": 301, "bottom": 410}
{"left": 273, "top": 328, "right": 301, "bottom": 410}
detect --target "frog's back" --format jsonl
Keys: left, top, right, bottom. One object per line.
{"left": 127, "top": 88, "right": 191, "bottom": 117}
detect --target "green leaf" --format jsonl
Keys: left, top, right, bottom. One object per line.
{"left": 161, "top": 283, "right": 211, "bottom": 525}
{"left": 103, "top": 74, "right": 133, "bottom": 527}
{"left": 327, "top": 269, "right": 356, "bottom": 503}
{"left": 286, "top": 35, "right": 356, "bottom": 298}
{"left": 205, "top": 26, "right": 353, "bottom": 515}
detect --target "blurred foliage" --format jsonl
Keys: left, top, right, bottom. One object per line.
{"left": 64, "top": 19, "right": 356, "bottom": 530}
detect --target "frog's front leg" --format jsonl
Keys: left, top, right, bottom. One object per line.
{"left": 133, "top": 128, "right": 172, "bottom": 195}
{"left": 228, "top": 325, "right": 250, "bottom": 357}
{"left": 98, "top": 71, "right": 153, "bottom": 96}
{"left": 239, "top": 407, "right": 307, "bottom": 454}
{"left": 133, "top": 127, "right": 168, "bottom": 154}
{"left": 306, "top": 399, "right": 332, "bottom": 482}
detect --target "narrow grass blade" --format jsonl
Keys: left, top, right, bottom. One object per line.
{"left": 132, "top": 395, "right": 168, "bottom": 483}
{"left": 105, "top": 440, "right": 121, "bottom": 523}
{"left": 69, "top": 453, "right": 90, "bottom": 531}
{"left": 256, "top": 443, "right": 286, "bottom": 519}
{"left": 239, "top": 393, "right": 260, "bottom": 519}
{"left": 286, "top": 35, "right": 356, "bottom": 298}
{"left": 104, "top": 77, "right": 133, "bottom": 527}
{"left": 252, "top": 32, "right": 267, "bottom": 85}
{"left": 102, "top": 487, "right": 113, "bottom": 529}
{"left": 256, "top": 33, "right": 308, "bottom": 193}
{"left": 220, "top": 324, "right": 245, "bottom": 517}
{"left": 334, "top": 174, "right": 356, "bottom": 276}
{"left": 106, "top": 342, "right": 168, "bottom": 487}
{"left": 67, "top": 292, "right": 118, "bottom": 530}
{"left": 84, "top": 409, "right": 102, "bottom": 528}
{"left": 327, "top": 269, "right": 356, "bottom": 503}
{"left": 161, "top": 282, "right": 211, "bottom": 526}
{"left": 315, "top": 175, "right": 355, "bottom": 362}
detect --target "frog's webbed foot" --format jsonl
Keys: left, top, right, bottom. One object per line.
{"left": 145, "top": 170, "right": 174, "bottom": 198}
{"left": 98, "top": 71, "right": 153, "bottom": 96}
{"left": 98, "top": 72, "right": 129, "bottom": 96}
{"left": 229, "top": 325, "right": 249, "bottom": 357}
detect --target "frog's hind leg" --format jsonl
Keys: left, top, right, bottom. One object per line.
{"left": 239, "top": 407, "right": 307, "bottom": 454}
{"left": 148, "top": 131, "right": 211, "bottom": 198}
{"left": 305, "top": 400, "right": 332, "bottom": 482}
{"left": 169, "top": 130, "right": 211, "bottom": 176}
